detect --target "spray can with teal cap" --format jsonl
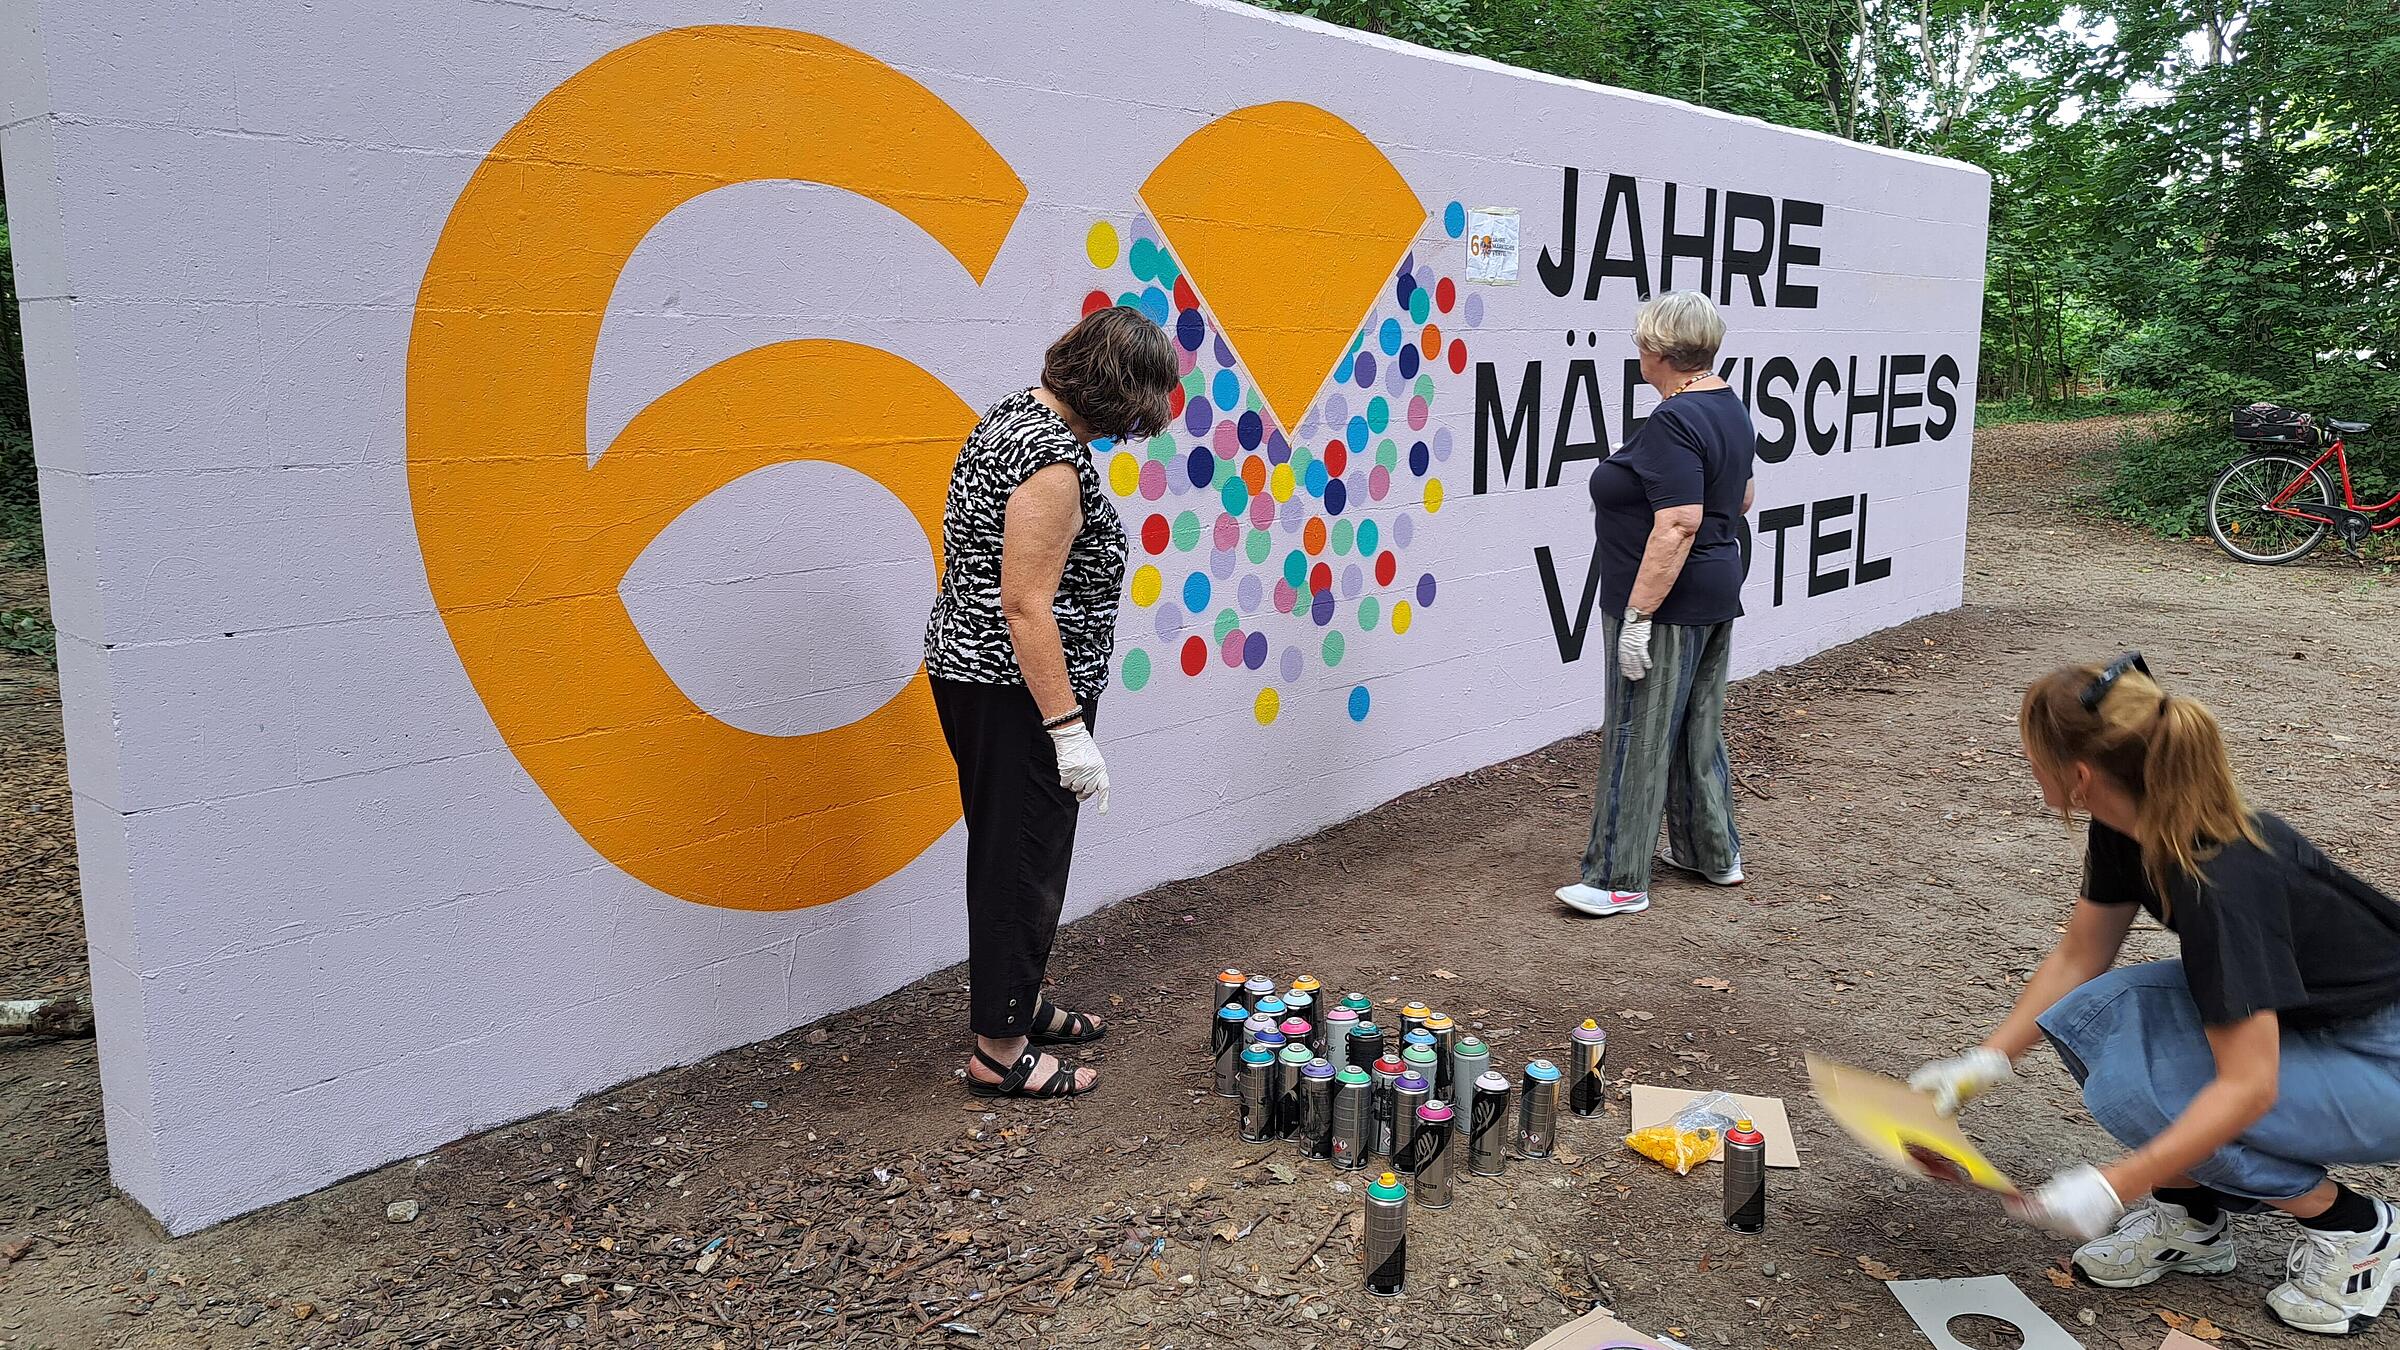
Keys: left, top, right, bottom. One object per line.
{"left": 1238, "top": 1046, "right": 1276, "bottom": 1141}
{"left": 1214, "top": 1003, "right": 1250, "bottom": 1097}
{"left": 1520, "top": 1059, "right": 1562, "bottom": 1158}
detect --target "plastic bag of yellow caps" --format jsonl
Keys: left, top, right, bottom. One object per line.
{"left": 1624, "top": 1092, "right": 1739, "bottom": 1175}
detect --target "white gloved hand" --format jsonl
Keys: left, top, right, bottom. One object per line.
{"left": 1908, "top": 1046, "right": 2014, "bottom": 1116}
{"left": 1047, "top": 720, "right": 1110, "bottom": 814}
{"left": 2009, "top": 1164, "right": 2123, "bottom": 1241}
{"left": 1617, "top": 611, "right": 1655, "bottom": 682}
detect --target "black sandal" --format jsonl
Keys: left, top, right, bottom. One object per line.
{"left": 1027, "top": 997, "right": 1107, "bottom": 1047}
{"left": 966, "top": 1047, "right": 1093, "bottom": 1098}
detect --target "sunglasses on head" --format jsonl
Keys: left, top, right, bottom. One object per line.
{"left": 2080, "top": 651, "right": 2150, "bottom": 712}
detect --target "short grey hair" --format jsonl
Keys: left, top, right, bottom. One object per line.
{"left": 1632, "top": 290, "right": 1726, "bottom": 372}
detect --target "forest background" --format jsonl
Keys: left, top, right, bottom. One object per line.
{"left": 1, "top": 0, "right": 2394, "bottom": 586}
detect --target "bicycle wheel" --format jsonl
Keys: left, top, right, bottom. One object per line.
{"left": 2207, "top": 452, "right": 2333, "bottom": 564}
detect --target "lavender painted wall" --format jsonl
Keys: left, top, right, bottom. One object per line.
{"left": 1, "top": 0, "right": 1987, "bottom": 1230}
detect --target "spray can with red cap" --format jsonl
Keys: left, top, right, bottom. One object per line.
{"left": 1724, "top": 1117, "right": 1767, "bottom": 1232}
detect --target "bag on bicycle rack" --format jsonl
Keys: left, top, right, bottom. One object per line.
{"left": 2231, "top": 402, "right": 2325, "bottom": 447}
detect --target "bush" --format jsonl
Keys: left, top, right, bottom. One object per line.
{"left": 2102, "top": 420, "right": 2225, "bottom": 537}
{"left": 1977, "top": 388, "right": 2169, "bottom": 426}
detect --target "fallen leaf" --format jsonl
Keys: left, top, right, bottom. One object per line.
{"left": 1108, "top": 994, "right": 1126, "bottom": 1006}
{"left": 2189, "top": 1318, "right": 2223, "bottom": 1340}
{"left": 0, "top": 1238, "right": 32, "bottom": 1264}
{"left": 1187, "top": 1178, "right": 1208, "bottom": 1196}
{"left": 1857, "top": 1256, "right": 1902, "bottom": 1281}
{"left": 2044, "top": 1267, "right": 2073, "bottom": 1289}
{"left": 1210, "top": 1221, "right": 1241, "bottom": 1243}
{"left": 1431, "top": 969, "right": 1459, "bottom": 980}
{"left": 1619, "top": 1010, "right": 1656, "bottom": 1022}
{"left": 2157, "top": 1310, "right": 2187, "bottom": 1330}
{"left": 1095, "top": 1253, "right": 1116, "bottom": 1276}
{"left": 291, "top": 1303, "right": 315, "bottom": 1322}
{"left": 1265, "top": 1162, "right": 1299, "bottom": 1185}
{"left": 1693, "top": 977, "right": 1734, "bottom": 992}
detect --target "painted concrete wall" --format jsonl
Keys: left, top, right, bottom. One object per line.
{"left": 0, "top": 0, "right": 1988, "bottom": 1230}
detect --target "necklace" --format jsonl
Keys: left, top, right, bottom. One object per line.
{"left": 1667, "top": 371, "right": 1713, "bottom": 398}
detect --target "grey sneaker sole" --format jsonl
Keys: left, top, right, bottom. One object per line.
{"left": 2073, "top": 1245, "right": 2238, "bottom": 1290}
{"left": 1656, "top": 853, "right": 1744, "bottom": 886}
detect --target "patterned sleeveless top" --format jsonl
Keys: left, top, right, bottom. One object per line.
{"left": 924, "top": 390, "right": 1127, "bottom": 698}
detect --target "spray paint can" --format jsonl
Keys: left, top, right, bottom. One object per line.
{"left": 1276, "top": 1043, "right": 1313, "bottom": 1138}
{"left": 1214, "top": 1004, "right": 1251, "bottom": 1097}
{"left": 1364, "top": 1171, "right": 1408, "bottom": 1297}
{"left": 1243, "top": 1011, "right": 1276, "bottom": 1051}
{"left": 1724, "top": 1117, "right": 1767, "bottom": 1233}
{"left": 1413, "top": 1100, "right": 1455, "bottom": 1209}
{"left": 1451, "top": 1036, "right": 1491, "bottom": 1127}
{"left": 1468, "top": 1070, "right": 1513, "bottom": 1176}
{"left": 1348, "top": 1021, "right": 1387, "bottom": 1074}
{"left": 1569, "top": 1019, "right": 1609, "bottom": 1117}
{"left": 1297, "top": 1058, "right": 1337, "bottom": 1158}
{"left": 1341, "top": 992, "right": 1374, "bottom": 1023}
{"left": 1323, "top": 1006, "right": 1360, "bottom": 1072}
{"left": 1422, "top": 1013, "right": 1457, "bottom": 1093}
{"left": 1254, "top": 996, "right": 1287, "bottom": 1028}
{"left": 1369, "top": 1055, "right": 1404, "bottom": 1159}
{"left": 1238, "top": 1046, "right": 1276, "bottom": 1141}
{"left": 1401, "top": 1029, "right": 1438, "bottom": 1068}
{"left": 1242, "top": 974, "right": 1275, "bottom": 1013}
{"left": 1331, "top": 1066, "right": 1373, "bottom": 1170}
{"left": 1520, "top": 1059, "right": 1562, "bottom": 1159}
{"left": 1401, "top": 1041, "right": 1439, "bottom": 1093}
{"left": 1392, "top": 1072, "right": 1431, "bottom": 1173}
{"left": 1252, "top": 1028, "right": 1286, "bottom": 1059}
{"left": 1281, "top": 990, "right": 1318, "bottom": 1053}
{"left": 1214, "top": 968, "right": 1247, "bottom": 1030}
{"left": 1399, "top": 1001, "right": 1432, "bottom": 1042}
{"left": 1288, "top": 976, "right": 1321, "bottom": 1025}
{"left": 1280, "top": 1016, "right": 1314, "bottom": 1059}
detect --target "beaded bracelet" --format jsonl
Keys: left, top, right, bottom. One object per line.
{"left": 1041, "top": 709, "right": 1085, "bottom": 731}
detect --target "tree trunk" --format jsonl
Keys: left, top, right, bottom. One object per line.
{"left": 0, "top": 993, "right": 94, "bottom": 1039}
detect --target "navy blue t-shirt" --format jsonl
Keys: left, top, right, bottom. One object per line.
{"left": 1589, "top": 386, "right": 1756, "bottom": 625}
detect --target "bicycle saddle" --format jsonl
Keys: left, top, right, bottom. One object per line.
{"left": 2328, "top": 419, "right": 2372, "bottom": 435}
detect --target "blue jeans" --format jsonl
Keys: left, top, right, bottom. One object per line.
{"left": 2039, "top": 961, "right": 2400, "bottom": 1203}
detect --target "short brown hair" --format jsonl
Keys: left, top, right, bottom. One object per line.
{"left": 1042, "top": 306, "right": 1177, "bottom": 442}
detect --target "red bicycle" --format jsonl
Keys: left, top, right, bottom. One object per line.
{"left": 2207, "top": 407, "right": 2386, "bottom": 564}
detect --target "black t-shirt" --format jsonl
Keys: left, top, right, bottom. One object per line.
{"left": 1588, "top": 387, "right": 1755, "bottom": 625}
{"left": 2083, "top": 813, "right": 2400, "bottom": 1029}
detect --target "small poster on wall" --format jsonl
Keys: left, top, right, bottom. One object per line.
{"left": 1466, "top": 205, "right": 1518, "bottom": 284}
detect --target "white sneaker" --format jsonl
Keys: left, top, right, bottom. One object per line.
{"left": 1658, "top": 849, "right": 1745, "bottom": 886}
{"left": 1556, "top": 884, "right": 1649, "bottom": 916}
{"left": 2269, "top": 1198, "right": 2400, "bottom": 1336}
{"left": 2071, "top": 1201, "right": 2238, "bottom": 1289}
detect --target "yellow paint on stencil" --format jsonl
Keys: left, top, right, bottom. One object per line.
{"left": 405, "top": 26, "right": 1026, "bottom": 911}
{"left": 1140, "top": 102, "right": 1425, "bottom": 435}
{"left": 1270, "top": 462, "right": 1295, "bottom": 502}
{"left": 1109, "top": 451, "right": 1141, "bottom": 497}
{"left": 1086, "top": 219, "right": 1120, "bottom": 269}
{"left": 1131, "top": 564, "right": 1163, "bottom": 608}
{"left": 1425, "top": 478, "right": 1445, "bottom": 513}
{"left": 1392, "top": 600, "right": 1414, "bottom": 635}
{"left": 1254, "top": 687, "right": 1281, "bottom": 725}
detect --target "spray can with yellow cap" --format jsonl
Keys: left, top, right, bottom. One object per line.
{"left": 1568, "top": 1019, "right": 1608, "bottom": 1116}
{"left": 1398, "top": 1000, "right": 1432, "bottom": 1042}
{"left": 1422, "top": 1012, "right": 1457, "bottom": 1093}
{"left": 1363, "top": 1170, "right": 1408, "bottom": 1296}
{"left": 1724, "top": 1117, "right": 1767, "bottom": 1232}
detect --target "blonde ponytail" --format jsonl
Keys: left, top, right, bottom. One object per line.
{"left": 2020, "top": 661, "right": 2261, "bottom": 913}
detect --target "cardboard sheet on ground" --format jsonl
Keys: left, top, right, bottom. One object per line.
{"left": 1526, "top": 1306, "right": 1693, "bottom": 1350}
{"left": 1805, "top": 1054, "right": 2017, "bottom": 1195}
{"left": 1626, "top": 1087, "right": 1799, "bottom": 1167}
{"left": 2159, "top": 1334, "right": 2215, "bottom": 1350}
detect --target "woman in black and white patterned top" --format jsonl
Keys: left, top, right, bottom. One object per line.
{"left": 926, "top": 305, "right": 1176, "bottom": 1100}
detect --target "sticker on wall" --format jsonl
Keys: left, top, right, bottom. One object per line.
{"left": 1466, "top": 206, "right": 1519, "bottom": 285}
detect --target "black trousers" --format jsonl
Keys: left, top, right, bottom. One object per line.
{"left": 930, "top": 677, "right": 1098, "bottom": 1039}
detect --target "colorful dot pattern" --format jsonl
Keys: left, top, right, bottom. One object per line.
{"left": 1081, "top": 204, "right": 1477, "bottom": 725}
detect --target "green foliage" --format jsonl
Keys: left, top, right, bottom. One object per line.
{"left": 2102, "top": 422, "right": 2226, "bottom": 537}
{"left": 0, "top": 183, "right": 37, "bottom": 569}
{"left": 1976, "top": 388, "right": 2168, "bottom": 426}
{"left": 0, "top": 606, "right": 52, "bottom": 661}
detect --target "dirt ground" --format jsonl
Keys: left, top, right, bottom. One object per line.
{"left": 5, "top": 416, "right": 2400, "bottom": 1350}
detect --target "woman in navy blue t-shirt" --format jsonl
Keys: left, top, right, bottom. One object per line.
{"left": 1558, "top": 290, "right": 1756, "bottom": 918}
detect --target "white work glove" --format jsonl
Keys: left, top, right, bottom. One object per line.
{"left": 1617, "top": 610, "right": 1655, "bottom": 682}
{"left": 1908, "top": 1046, "right": 2014, "bottom": 1117}
{"left": 1046, "top": 720, "right": 1110, "bottom": 814}
{"left": 2008, "top": 1164, "right": 2123, "bottom": 1241}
